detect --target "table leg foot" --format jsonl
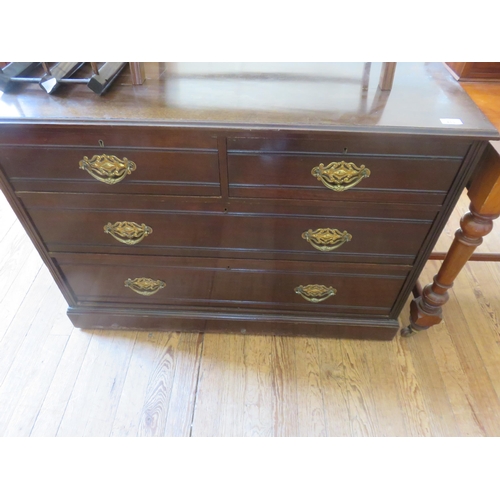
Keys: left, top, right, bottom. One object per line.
{"left": 400, "top": 325, "right": 417, "bottom": 337}
{"left": 400, "top": 281, "right": 446, "bottom": 337}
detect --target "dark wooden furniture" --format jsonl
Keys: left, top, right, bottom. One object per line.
{"left": 0, "top": 63, "right": 498, "bottom": 340}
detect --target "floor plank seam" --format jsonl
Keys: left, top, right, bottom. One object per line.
{"left": 26, "top": 334, "right": 71, "bottom": 437}
{"left": 466, "top": 263, "right": 500, "bottom": 356}
{"left": 189, "top": 333, "right": 205, "bottom": 437}
{"left": 160, "top": 333, "right": 182, "bottom": 437}
{"left": 391, "top": 333, "right": 434, "bottom": 436}
{"left": 447, "top": 285, "right": 500, "bottom": 435}
{"left": 420, "top": 329, "right": 461, "bottom": 436}
{"left": 337, "top": 340, "right": 352, "bottom": 436}
{"left": 292, "top": 336, "right": 300, "bottom": 437}
{"left": 0, "top": 261, "right": 44, "bottom": 346}
{"left": 0, "top": 219, "right": 17, "bottom": 245}
{"left": 0, "top": 269, "right": 52, "bottom": 392}
{"left": 53, "top": 329, "right": 95, "bottom": 437}
{"left": 315, "top": 337, "right": 330, "bottom": 437}
{"left": 108, "top": 331, "right": 141, "bottom": 437}
{"left": 106, "top": 332, "right": 139, "bottom": 437}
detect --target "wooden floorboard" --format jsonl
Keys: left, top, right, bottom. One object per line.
{"left": 1, "top": 71, "right": 500, "bottom": 437}
{"left": 362, "top": 339, "right": 408, "bottom": 436}
{"left": 317, "top": 338, "right": 351, "bottom": 436}
{"left": 340, "top": 339, "right": 380, "bottom": 436}
{"left": 295, "top": 337, "right": 328, "bottom": 437}
{"left": 191, "top": 334, "right": 247, "bottom": 437}
{"left": 30, "top": 327, "right": 92, "bottom": 437}
{"left": 56, "top": 329, "right": 137, "bottom": 437}
{"left": 241, "top": 335, "right": 274, "bottom": 437}
{"left": 0, "top": 271, "right": 70, "bottom": 435}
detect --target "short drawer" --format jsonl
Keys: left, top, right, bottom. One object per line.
{"left": 55, "top": 253, "right": 410, "bottom": 316}
{"left": 228, "top": 154, "right": 463, "bottom": 204}
{"left": 28, "top": 206, "right": 433, "bottom": 265}
{"left": 0, "top": 147, "right": 220, "bottom": 196}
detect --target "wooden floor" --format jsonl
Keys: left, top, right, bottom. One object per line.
{"left": 2, "top": 78, "right": 500, "bottom": 437}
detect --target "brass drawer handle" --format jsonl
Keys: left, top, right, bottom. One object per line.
{"left": 104, "top": 221, "right": 153, "bottom": 245}
{"left": 302, "top": 228, "right": 352, "bottom": 251}
{"left": 294, "top": 284, "right": 337, "bottom": 303}
{"left": 79, "top": 154, "right": 136, "bottom": 184}
{"left": 125, "top": 277, "right": 166, "bottom": 296}
{"left": 311, "top": 161, "right": 371, "bottom": 192}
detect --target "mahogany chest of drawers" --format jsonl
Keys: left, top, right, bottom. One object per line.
{"left": 0, "top": 63, "right": 498, "bottom": 340}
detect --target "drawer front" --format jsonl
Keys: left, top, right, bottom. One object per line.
{"left": 0, "top": 124, "right": 217, "bottom": 149}
{"left": 228, "top": 154, "right": 462, "bottom": 204}
{"left": 55, "top": 254, "right": 410, "bottom": 316}
{"left": 27, "top": 205, "right": 434, "bottom": 264}
{"left": 227, "top": 134, "right": 472, "bottom": 158}
{"left": 0, "top": 147, "right": 220, "bottom": 196}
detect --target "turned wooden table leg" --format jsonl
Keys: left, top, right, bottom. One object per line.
{"left": 402, "top": 143, "right": 500, "bottom": 337}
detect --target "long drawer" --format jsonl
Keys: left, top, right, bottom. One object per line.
{"left": 22, "top": 194, "right": 437, "bottom": 265}
{"left": 228, "top": 153, "right": 463, "bottom": 204}
{"left": 55, "top": 253, "right": 410, "bottom": 316}
{"left": 0, "top": 146, "right": 220, "bottom": 196}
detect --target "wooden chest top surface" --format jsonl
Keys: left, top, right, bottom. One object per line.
{"left": 0, "top": 62, "right": 498, "bottom": 139}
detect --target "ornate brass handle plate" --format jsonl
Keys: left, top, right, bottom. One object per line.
{"left": 125, "top": 277, "right": 166, "bottom": 296}
{"left": 311, "top": 161, "right": 370, "bottom": 192}
{"left": 302, "top": 228, "right": 352, "bottom": 252}
{"left": 104, "top": 221, "right": 153, "bottom": 245}
{"left": 79, "top": 154, "right": 136, "bottom": 184}
{"left": 294, "top": 284, "right": 337, "bottom": 303}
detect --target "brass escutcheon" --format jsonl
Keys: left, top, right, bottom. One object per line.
{"left": 302, "top": 228, "right": 352, "bottom": 251}
{"left": 311, "top": 160, "right": 370, "bottom": 192}
{"left": 294, "top": 284, "right": 337, "bottom": 303}
{"left": 79, "top": 154, "right": 136, "bottom": 184}
{"left": 124, "top": 277, "right": 166, "bottom": 296}
{"left": 104, "top": 221, "right": 152, "bottom": 245}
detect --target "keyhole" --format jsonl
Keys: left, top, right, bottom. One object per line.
{"left": 343, "top": 147, "right": 348, "bottom": 153}
{"left": 99, "top": 140, "right": 104, "bottom": 147}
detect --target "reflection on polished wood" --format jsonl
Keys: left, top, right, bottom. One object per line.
{"left": 1, "top": 63, "right": 497, "bottom": 138}
{"left": 129, "top": 62, "right": 145, "bottom": 85}
{"left": 379, "top": 62, "right": 397, "bottom": 90}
